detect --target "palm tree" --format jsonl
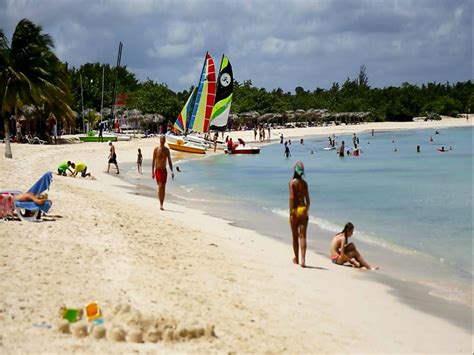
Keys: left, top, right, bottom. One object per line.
{"left": 0, "top": 19, "right": 73, "bottom": 158}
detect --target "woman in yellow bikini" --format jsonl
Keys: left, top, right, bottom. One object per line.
{"left": 289, "top": 161, "right": 310, "bottom": 267}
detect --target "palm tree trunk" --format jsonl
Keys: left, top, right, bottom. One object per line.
{"left": 3, "top": 114, "right": 13, "bottom": 158}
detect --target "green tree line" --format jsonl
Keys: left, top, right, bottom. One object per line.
{"left": 69, "top": 63, "right": 473, "bottom": 125}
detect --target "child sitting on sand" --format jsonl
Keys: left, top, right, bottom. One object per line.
{"left": 330, "top": 222, "right": 378, "bottom": 270}
{"left": 71, "top": 162, "right": 91, "bottom": 178}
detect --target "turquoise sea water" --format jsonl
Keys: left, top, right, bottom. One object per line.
{"left": 120, "top": 126, "right": 472, "bottom": 307}
{"left": 163, "top": 126, "right": 472, "bottom": 305}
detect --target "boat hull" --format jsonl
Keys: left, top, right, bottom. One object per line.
{"left": 168, "top": 142, "right": 206, "bottom": 154}
{"left": 226, "top": 147, "right": 260, "bottom": 154}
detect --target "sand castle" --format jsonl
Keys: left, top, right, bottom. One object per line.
{"left": 57, "top": 303, "right": 215, "bottom": 344}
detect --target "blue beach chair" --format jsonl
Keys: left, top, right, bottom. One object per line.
{"left": 14, "top": 172, "right": 53, "bottom": 222}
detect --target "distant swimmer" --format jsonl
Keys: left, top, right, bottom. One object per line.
{"left": 394, "top": 148, "right": 398, "bottom": 152}
{"left": 300, "top": 138, "right": 304, "bottom": 145}
{"left": 430, "top": 136, "right": 433, "bottom": 142}
{"left": 284, "top": 144, "right": 291, "bottom": 158}
{"left": 435, "top": 130, "right": 439, "bottom": 135}
{"left": 338, "top": 141, "right": 345, "bottom": 157}
{"left": 371, "top": 129, "right": 374, "bottom": 136}
{"left": 310, "top": 149, "right": 314, "bottom": 154}
{"left": 280, "top": 133, "right": 284, "bottom": 144}
{"left": 176, "top": 166, "right": 181, "bottom": 172}
{"left": 417, "top": 145, "right": 420, "bottom": 153}
{"left": 449, "top": 146, "right": 452, "bottom": 150}
{"left": 330, "top": 222, "right": 378, "bottom": 270}
{"left": 438, "top": 146, "right": 446, "bottom": 152}
{"left": 289, "top": 161, "right": 310, "bottom": 268}
{"left": 353, "top": 144, "right": 359, "bottom": 157}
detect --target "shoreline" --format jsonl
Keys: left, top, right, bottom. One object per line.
{"left": 1, "top": 118, "right": 472, "bottom": 353}
{"left": 118, "top": 127, "right": 473, "bottom": 312}
{"left": 225, "top": 115, "right": 472, "bottom": 145}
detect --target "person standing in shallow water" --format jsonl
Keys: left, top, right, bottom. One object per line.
{"left": 289, "top": 161, "right": 310, "bottom": 268}
{"left": 152, "top": 136, "right": 174, "bottom": 210}
{"left": 338, "top": 141, "right": 345, "bottom": 157}
{"left": 107, "top": 141, "right": 119, "bottom": 174}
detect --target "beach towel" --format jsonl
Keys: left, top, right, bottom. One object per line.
{"left": 0, "top": 193, "right": 15, "bottom": 218}
{"left": 27, "top": 171, "right": 53, "bottom": 195}
{"left": 15, "top": 172, "right": 53, "bottom": 214}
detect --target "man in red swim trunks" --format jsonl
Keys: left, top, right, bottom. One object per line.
{"left": 152, "top": 135, "right": 174, "bottom": 210}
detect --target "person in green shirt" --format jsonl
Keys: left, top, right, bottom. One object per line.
{"left": 57, "top": 161, "right": 73, "bottom": 176}
{"left": 71, "top": 162, "right": 91, "bottom": 178}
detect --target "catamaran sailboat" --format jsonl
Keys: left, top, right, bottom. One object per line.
{"left": 167, "top": 52, "right": 233, "bottom": 153}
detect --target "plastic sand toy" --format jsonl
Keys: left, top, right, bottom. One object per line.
{"left": 61, "top": 307, "right": 82, "bottom": 323}
{"left": 84, "top": 301, "right": 101, "bottom": 321}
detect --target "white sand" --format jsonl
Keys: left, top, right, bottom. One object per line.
{"left": 0, "top": 117, "right": 472, "bottom": 353}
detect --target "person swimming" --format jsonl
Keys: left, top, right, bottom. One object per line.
{"left": 330, "top": 222, "right": 378, "bottom": 270}
{"left": 289, "top": 161, "right": 310, "bottom": 268}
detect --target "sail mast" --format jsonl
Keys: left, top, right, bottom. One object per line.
{"left": 188, "top": 52, "right": 209, "bottom": 132}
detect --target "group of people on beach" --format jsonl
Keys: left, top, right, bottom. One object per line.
{"left": 57, "top": 161, "right": 91, "bottom": 178}
{"left": 289, "top": 160, "right": 377, "bottom": 270}
{"left": 56, "top": 141, "right": 120, "bottom": 179}
{"left": 253, "top": 126, "right": 271, "bottom": 142}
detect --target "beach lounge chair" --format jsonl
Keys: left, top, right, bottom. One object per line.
{"left": 26, "top": 135, "right": 47, "bottom": 144}
{"left": 8, "top": 172, "right": 53, "bottom": 222}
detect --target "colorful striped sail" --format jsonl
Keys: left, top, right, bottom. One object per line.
{"left": 210, "top": 55, "right": 233, "bottom": 131}
{"left": 188, "top": 52, "right": 216, "bottom": 133}
{"left": 174, "top": 88, "right": 195, "bottom": 133}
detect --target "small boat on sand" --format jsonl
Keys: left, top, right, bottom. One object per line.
{"left": 168, "top": 140, "right": 206, "bottom": 154}
{"left": 225, "top": 138, "right": 260, "bottom": 154}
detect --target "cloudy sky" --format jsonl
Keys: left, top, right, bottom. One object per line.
{"left": 1, "top": 0, "right": 472, "bottom": 92}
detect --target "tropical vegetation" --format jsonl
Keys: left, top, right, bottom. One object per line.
{"left": 0, "top": 18, "right": 73, "bottom": 158}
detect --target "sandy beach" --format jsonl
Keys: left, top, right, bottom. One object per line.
{"left": 0, "top": 117, "right": 472, "bottom": 353}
